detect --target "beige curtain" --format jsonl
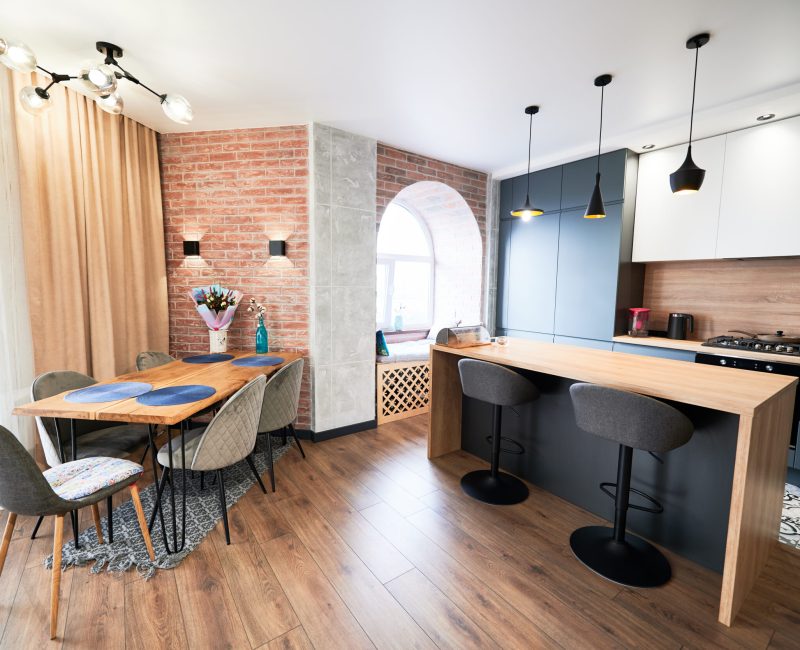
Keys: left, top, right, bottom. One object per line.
{"left": 10, "top": 71, "right": 168, "bottom": 379}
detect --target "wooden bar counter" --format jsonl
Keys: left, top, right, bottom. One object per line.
{"left": 429, "top": 338, "right": 797, "bottom": 627}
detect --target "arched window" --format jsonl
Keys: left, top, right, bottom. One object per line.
{"left": 376, "top": 202, "right": 434, "bottom": 330}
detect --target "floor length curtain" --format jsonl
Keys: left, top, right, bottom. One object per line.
{"left": 11, "top": 71, "right": 168, "bottom": 379}
{"left": 0, "top": 70, "right": 36, "bottom": 449}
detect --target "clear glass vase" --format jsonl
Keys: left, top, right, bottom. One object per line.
{"left": 256, "top": 316, "right": 268, "bottom": 354}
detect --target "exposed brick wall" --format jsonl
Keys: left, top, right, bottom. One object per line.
{"left": 376, "top": 144, "right": 488, "bottom": 247}
{"left": 158, "top": 126, "right": 311, "bottom": 428}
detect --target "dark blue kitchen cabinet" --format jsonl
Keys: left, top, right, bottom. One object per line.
{"left": 506, "top": 212, "right": 559, "bottom": 334}
{"left": 561, "top": 149, "right": 627, "bottom": 210}
{"left": 554, "top": 204, "right": 622, "bottom": 341}
{"left": 511, "top": 166, "right": 562, "bottom": 215}
{"left": 494, "top": 149, "right": 642, "bottom": 343}
{"left": 496, "top": 215, "right": 511, "bottom": 328}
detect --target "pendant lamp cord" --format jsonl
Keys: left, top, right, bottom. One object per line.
{"left": 596, "top": 85, "right": 605, "bottom": 175}
{"left": 525, "top": 111, "right": 533, "bottom": 199}
{"left": 688, "top": 45, "right": 699, "bottom": 146}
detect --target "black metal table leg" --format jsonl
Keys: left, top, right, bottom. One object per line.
{"left": 70, "top": 510, "right": 80, "bottom": 548}
{"left": 106, "top": 496, "right": 114, "bottom": 543}
{"left": 52, "top": 418, "right": 66, "bottom": 464}
{"left": 70, "top": 419, "right": 77, "bottom": 462}
{"left": 158, "top": 419, "right": 188, "bottom": 554}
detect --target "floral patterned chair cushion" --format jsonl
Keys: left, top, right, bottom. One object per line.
{"left": 43, "top": 457, "right": 144, "bottom": 501}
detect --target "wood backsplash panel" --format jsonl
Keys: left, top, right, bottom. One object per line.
{"left": 643, "top": 259, "right": 800, "bottom": 340}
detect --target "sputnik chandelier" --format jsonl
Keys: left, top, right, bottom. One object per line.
{"left": 0, "top": 37, "right": 193, "bottom": 123}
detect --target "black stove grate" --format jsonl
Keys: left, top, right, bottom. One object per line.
{"left": 703, "top": 335, "right": 800, "bottom": 356}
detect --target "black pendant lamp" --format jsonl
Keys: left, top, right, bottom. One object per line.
{"left": 510, "top": 105, "right": 543, "bottom": 221}
{"left": 585, "top": 74, "right": 612, "bottom": 219}
{"left": 670, "top": 33, "right": 710, "bottom": 194}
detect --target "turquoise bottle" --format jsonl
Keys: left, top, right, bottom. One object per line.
{"left": 256, "top": 316, "right": 268, "bottom": 353}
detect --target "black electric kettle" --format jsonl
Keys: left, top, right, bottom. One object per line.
{"left": 666, "top": 313, "right": 694, "bottom": 340}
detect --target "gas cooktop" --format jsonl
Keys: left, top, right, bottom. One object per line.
{"left": 702, "top": 335, "right": 800, "bottom": 356}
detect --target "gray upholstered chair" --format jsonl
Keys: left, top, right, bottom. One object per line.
{"left": 0, "top": 425, "right": 154, "bottom": 640}
{"left": 257, "top": 358, "right": 305, "bottom": 492}
{"left": 151, "top": 375, "right": 267, "bottom": 545}
{"left": 32, "top": 371, "right": 152, "bottom": 468}
{"left": 569, "top": 382, "right": 694, "bottom": 588}
{"left": 136, "top": 350, "right": 175, "bottom": 371}
{"left": 30, "top": 371, "right": 153, "bottom": 546}
{"left": 457, "top": 358, "right": 539, "bottom": 505}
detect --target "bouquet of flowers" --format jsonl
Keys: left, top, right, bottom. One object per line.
{"left": 190, "top": 284, "right": 243, "bottom": 331}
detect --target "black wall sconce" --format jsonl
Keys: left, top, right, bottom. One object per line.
{"left": 183, "top": 240, "right": 200, "bottom": 257}
{"left": 269, "top": 240, "right": 286, "bottom": 257}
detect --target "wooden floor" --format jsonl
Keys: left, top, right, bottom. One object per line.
{"left": 1, "top": 415, "right": 800, "bottom": 649}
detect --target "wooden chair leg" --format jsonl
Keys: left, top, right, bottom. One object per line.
{"left": 129, "top": 484, "right": 155, "bottom": 562}
{"left": 0, "top": 512, "right": 17, "bottom": 577}
{"left": 90, "top": 504, "right": 104, "bottom": 544}
{"left": 50, "top": 514, "right": 64, "bottom": 640}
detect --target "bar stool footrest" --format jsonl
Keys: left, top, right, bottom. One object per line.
{"left": 599, "top": 482, "right": 664, "bottom": 514}
{"left": 483, "top": 435, "right": 525, "bottom": 455}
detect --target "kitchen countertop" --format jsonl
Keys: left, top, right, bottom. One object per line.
{"left": 612, "top": 334, "right": 800, "bottom": 366}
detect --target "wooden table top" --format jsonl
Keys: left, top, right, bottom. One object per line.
{"left": 13, "top": 351, "right": 302, "bottom": 425}
{"left": 434, "top": 339, "right": 796, "bottom": 416}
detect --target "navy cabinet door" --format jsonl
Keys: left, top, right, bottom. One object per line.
{"left": 496, "top": 218, "right": 511, "bottom": 329}
{"left": 506, "top": 212, "right": 559, "bottom": 334}
{"left": 511, "top": 167, "right": 562, "bottom": 214}
{"left": 561, "top": 149, "right": 626, "bottom": 210}
{"left": 499, "top": 177, "right": 513, "bottom": 220}
{"left": 554, "top": 204, "right": 622, "bottom": 341}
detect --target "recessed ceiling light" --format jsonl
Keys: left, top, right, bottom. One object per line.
{"left": 642, "top": 144, "right": 655, "bottom": 150}
{"left": 756, "top": 113, "right": 775, "bottom": 122}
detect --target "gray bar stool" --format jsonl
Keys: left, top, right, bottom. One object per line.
{"left": 458, "top": 358, "right": 539, "bottom": 505}
{"left": 569, "top": 383, "right": 694, "bottom": 587}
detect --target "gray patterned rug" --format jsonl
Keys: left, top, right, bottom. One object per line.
{"left": 780, "top": 483, "right": 800, "bottom": 549}
{"left": 45, "top": 435, "right": 290, "bottom": 578}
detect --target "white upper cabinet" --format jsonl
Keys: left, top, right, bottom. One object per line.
{"left": 632, "top": 135, "right": 726, "bottom": 262}
{"left": 716, "top": 115, "right": 800, "bottom": 259}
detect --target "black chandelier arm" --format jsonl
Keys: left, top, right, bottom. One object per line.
{"left": 34, "top": 65, "right": 77, "bottom": 91}
{"left": 110, "top": 61, "right": 165, "bottom": 100}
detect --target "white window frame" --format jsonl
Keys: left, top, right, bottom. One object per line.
{"left": 376, "top": 202, "right": 435, "bottom": 331}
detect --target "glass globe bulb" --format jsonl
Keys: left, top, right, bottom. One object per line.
{"left": 80, "top": 62, "right": 117, "bottom": 95}
{"left": 95, "top": 92, "right": 124, "bottom": 115}
{"left": 0, "top": 38, "right": 37, "bottom": 73}
{"left": 19, "top": 86, "right": 51, "bottom": 115}
{"left": 161, "top": 93, "right": 193, "bottom": 124}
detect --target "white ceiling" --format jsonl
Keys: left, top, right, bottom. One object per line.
{"left": 2, "top": 0, "right": 800, "bottom": 175}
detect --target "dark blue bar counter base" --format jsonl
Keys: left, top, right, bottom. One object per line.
{"left": 461, "top": 372, "right": 738, "bottom": 573}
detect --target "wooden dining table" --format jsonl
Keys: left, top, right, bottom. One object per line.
{"left": 14, "top": 350, "right": 301, "bottom": 553}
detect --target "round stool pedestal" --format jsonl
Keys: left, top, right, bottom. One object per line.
{"left": 569, "top": 525, "right": 671, "bottom": 588}
{"left": 460, "top": 470, "right": 529, "bottom": 505}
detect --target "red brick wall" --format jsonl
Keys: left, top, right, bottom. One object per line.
{"left": 376, "top": 144, "right": 488, "bottom": 247}
{"left": 158, "top": 125, "right": 311, "bottom": 428}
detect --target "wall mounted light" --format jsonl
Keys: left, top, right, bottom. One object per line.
{"left": 584, "top": 74, "right": 612, "bottom": 219}
{"left": 0, "top": 37, "right": 193, "bottom": 124}
{"left": 670, "top": 32, "right": 710, "bottom": 194}
{"left": 510, "top": 105, "right": 543, "bottom": 221}
{"left": 269, "top": 240, "right": 287, "bottom": 257}
{"left": 183, "top": 240, "right": 200, "bottom": 257}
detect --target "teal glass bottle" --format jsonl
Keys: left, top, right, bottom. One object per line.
{"left": 256, "top": 316, "right": 268, "bottom": 353}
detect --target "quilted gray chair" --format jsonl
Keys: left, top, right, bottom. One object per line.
{"left": 136, "top": 350, "right": 175, "bottom": 371}
{"left": 257, "top": 358, "right": 305, "bottom": 492}
{"left": 30, "top": 371, "right": 154, "bottom": 546}
{"left": 0, "top": 425, "right": 154, "bottom": 640}
{"left": 151, "top": 375, "right": 267, "bottom": 545}
{"left": 32, "top": 371, "right": 152, "bottom": 468}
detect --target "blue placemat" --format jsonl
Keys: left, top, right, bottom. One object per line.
{"left": 232, "top": 355, "right": 285, "bottom": 367}
{"left": 181, "top": 353, "right": 234, "bottom": 364}
{"left": 65, "top": 382, "right": 153, "bottom": 403}
{"left": 136, "top": 385, "right": 217, "bottom": 406}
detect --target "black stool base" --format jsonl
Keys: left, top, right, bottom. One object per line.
{"left": 570, "top": 525, "right": 671, "bottom": 588}
{"left": 460, "top": 470, "right": 529, "bottom": 505}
